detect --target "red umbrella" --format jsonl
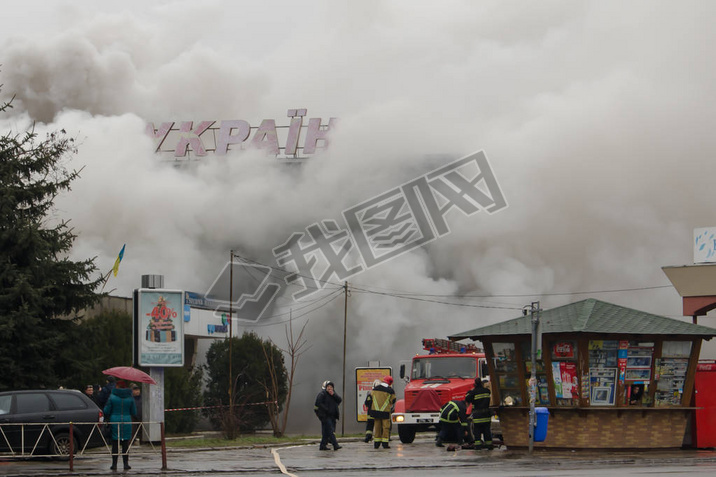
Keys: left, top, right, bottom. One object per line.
{"left": 102, "top": 366, "right": 158, "bottom": 385}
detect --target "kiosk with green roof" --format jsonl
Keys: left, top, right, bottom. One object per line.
{"left": 450, "top": 298, "right": 716, "bottom": 449}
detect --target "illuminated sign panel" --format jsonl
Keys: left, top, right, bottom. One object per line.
{"left": 133, "top": 289, "right": 185, "bottom": 367}
{"left": 355, "top": 367, "right": 392, "bottom": 422}
{"left": 146, "top": 108, "right": 337, "bottom": 158}
{"left": 694, "top": 227, "right": 716, "bottom": 263}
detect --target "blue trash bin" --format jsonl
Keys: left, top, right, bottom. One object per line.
{"left": 534, "top": 407, "right": 549, "bottom": 442}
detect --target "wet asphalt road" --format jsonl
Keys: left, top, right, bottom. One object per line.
{"left": 2, "top": 436, "right": 716, "bottom": 476}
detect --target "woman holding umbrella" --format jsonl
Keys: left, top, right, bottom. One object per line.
{"left": 103, "top": 379, "right": 137, "bottom": 471}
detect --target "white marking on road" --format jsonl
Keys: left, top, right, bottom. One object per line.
{"left": 271, "top": 446, "right": 302, "bottom": 477}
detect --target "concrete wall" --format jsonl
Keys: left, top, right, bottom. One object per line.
{"left": 83, "top": 295, "right": 132, "bottom": 319}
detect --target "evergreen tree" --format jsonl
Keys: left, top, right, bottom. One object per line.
{"left": 0, "top": 91, "right": 101, "bottom": 390}
{"left": 164, "top": 366, "right": 204, "bottom": 434}
{"left": 61, "top": 309, "right": 134, "bottom": 389}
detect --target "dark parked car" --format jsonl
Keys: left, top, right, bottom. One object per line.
{"left": 0, "top": 389, "right": 105, "bottom": 456}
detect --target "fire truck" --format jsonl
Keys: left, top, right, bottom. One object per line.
{"left": 391, "top": 338, "right": 491, "bottom": 443}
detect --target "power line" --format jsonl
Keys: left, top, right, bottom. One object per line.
{"left": 231, "top": 253, "right": 345, "bottom": 290}
{"left": 247, "top": 288, "right": 344, "bottom": 327}
{"left": 349, "top": 282, "right": 673, "bottom": 299}
{"left": 229, "top": 253, "right": 675, "bottom": 309}
{"left": 349, "top": 286, "right": 523, "bottom": 310}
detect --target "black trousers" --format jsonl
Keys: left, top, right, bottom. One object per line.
{"left": 111, "top": 440, "right": 130, "bottom": 467}
{"left": 473, "top": 421, "right": 492, "bottom": 445}
{"left": 320, "top": 418, "right": 339, "bottom": 449}
{"left": 438, "top": 422, "right": 464, "bottom": 445}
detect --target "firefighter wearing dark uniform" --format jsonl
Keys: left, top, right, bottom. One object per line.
{"left": 466, "top": 378, "right": 493, "bottom": 449}
{"left": 364, "top": 399, "right": 375, "bottom": 442}
{"left": 363, "top": 380, "right": 380, "bottom": 442}
{"left": 436, "top": 399, "right": 469, "bottom": 447}
{"left": 367, "top": 376, "right": 396, "bottom": 449}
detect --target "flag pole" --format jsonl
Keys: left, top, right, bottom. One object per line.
{"left": 99, "top": 268, "right": 113, "bottom": 293}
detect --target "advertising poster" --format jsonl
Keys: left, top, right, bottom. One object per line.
{"left": 552, "top": 362, "right": 577, "bottom": 399}
{"left": 562, "top": 362, "right": 578, "bottom": 399}
{"left": 618, "top": 340, "right": 629, "bottom": 383}
{"left": 355, "top": 367, "right": 392, "bottom": 422}
{"left": 552, "top": 362, "right": 563, "bottom": 398}
{"left": 135, "top": 289, "right": 184, "bottom": 367}
{"left": 552, "top": 341, "right": 575, "bottom": 359}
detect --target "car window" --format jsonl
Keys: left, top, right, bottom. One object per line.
{"left": 15, "top": 393, "right": 51, "bottom": 414}
{"left": 0, "top": 395, "right": 11, "bottom": 414}
{"left": 51, "top": 392, "right": 87, "bottom": 411}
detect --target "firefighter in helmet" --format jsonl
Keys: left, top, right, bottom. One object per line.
{"left": 466, "top": 378, "right": 493, "bottom": 449}
{"left": 363, "top": 379, "right": 381, "bottom": 442}
{"left": 367, "top": 375, "right": 396, "bottom": 449}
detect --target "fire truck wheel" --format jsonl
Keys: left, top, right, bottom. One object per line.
{"left": 398, "top": 425, "right": 416, "bottom": 443}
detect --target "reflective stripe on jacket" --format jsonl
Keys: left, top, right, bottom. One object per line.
{"left": 466, "top": 385, "right": 491, "bottom": 420}
{"left": 368, "top": 384, "right": 395, "bottom": 419}
{"left": 439, "top": 400, "right": 467, "bottom": 425}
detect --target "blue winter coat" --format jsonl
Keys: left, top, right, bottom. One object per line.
{"left": 103, "top": 388, "right": 137, "bottom": 441}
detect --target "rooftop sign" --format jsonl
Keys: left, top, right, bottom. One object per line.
{"left": 145, "top": 108, "right": 336, "bottom": 158}
{"left": 694, "top": 227, "right": 716, "bottom": 263}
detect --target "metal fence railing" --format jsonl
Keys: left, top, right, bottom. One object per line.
{"left": 0, "top": 421, "right": 168, "bottom": 471}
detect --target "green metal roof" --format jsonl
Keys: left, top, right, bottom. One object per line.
{"left": 449, "top": 298, "right": 716, "bottom": 340}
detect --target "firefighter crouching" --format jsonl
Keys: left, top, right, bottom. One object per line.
{"left": 367, "top": 375, "right": 396, "bottom": 449}
{"left": 466, "top": 378, "right": 493, "bottom": 449}
{"left": 436, "top": 399, "right": 472, "bottom": 447}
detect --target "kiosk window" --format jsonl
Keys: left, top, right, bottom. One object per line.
{"left": 588, "top": 340, "right": 617, "bottom": 406}
{"left": 493, "top": 342, "right": 521, "bottom": 406}
{"left": 551, "top": 340, "right": 578, "bottom": 406}
{"left": 655, "top": 341, "right": 691, "bottom": 407}
{"left": 623, "top": 341, "right": 654, "bottom": 406}
{"left": 520, "top": 341, "right": 549, "bottom": 405}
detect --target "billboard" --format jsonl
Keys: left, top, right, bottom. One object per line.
{"left": 133, "top": 289, "right": 184, "bottom": 367}
{"left": 355, "top": 367, "right": 392, "bottom": 422}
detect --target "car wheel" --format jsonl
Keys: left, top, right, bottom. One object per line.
{"left": 398, "top": 425, "right": 416, "bottom": 444}
{"left": 49, "top": 432, "right": 76, "bottom": 458}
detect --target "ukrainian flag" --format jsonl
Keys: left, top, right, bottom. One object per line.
{"left": 112, "top": 244, "right": 126, "bottom": 277}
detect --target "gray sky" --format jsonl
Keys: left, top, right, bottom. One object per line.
{"left": 1, "top": 0, "right": 714, "bottom": 430}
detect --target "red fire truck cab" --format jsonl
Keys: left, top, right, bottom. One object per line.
{"left": 391, "top": 339, "right": 491, "bottom": 443}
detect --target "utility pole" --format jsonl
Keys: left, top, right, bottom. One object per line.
{"left": 341, "top": 281, "right": 348, "bottom": 436}
{"left": 527, "top": 301, "right": 541, "bottom": 454}
{"left": 229, "top": 251, "right": 234, "bottom": 411}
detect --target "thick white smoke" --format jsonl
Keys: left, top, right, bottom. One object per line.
{"left": 1, "top": 0, "right": 715, "bottom": 432}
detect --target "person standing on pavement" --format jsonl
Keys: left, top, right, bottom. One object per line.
{"left": 104, "top": 379, "right": 137, "bottom": 471}
{"left": 314, "top": 380, "right": 342, "bottom": 451}
{"left": 368, "top": 375, "right": 396, "bottom": 449}
{"left": 465, "top": 379, "right": 493, "bottom": 449}
{"left": 97, "top": 376, "right": 116, "bottom": 409}
{"left": 84, "top": 384, "right": 100, "bottom": 406}
{"left": 363, "top": 379, "right": 381, "bottom": 443}
{"left": 436, "top": 399, "right": 469, "bottom": 447}
{"left": 131, "top": 384, "right": 143, "bottom": 444}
